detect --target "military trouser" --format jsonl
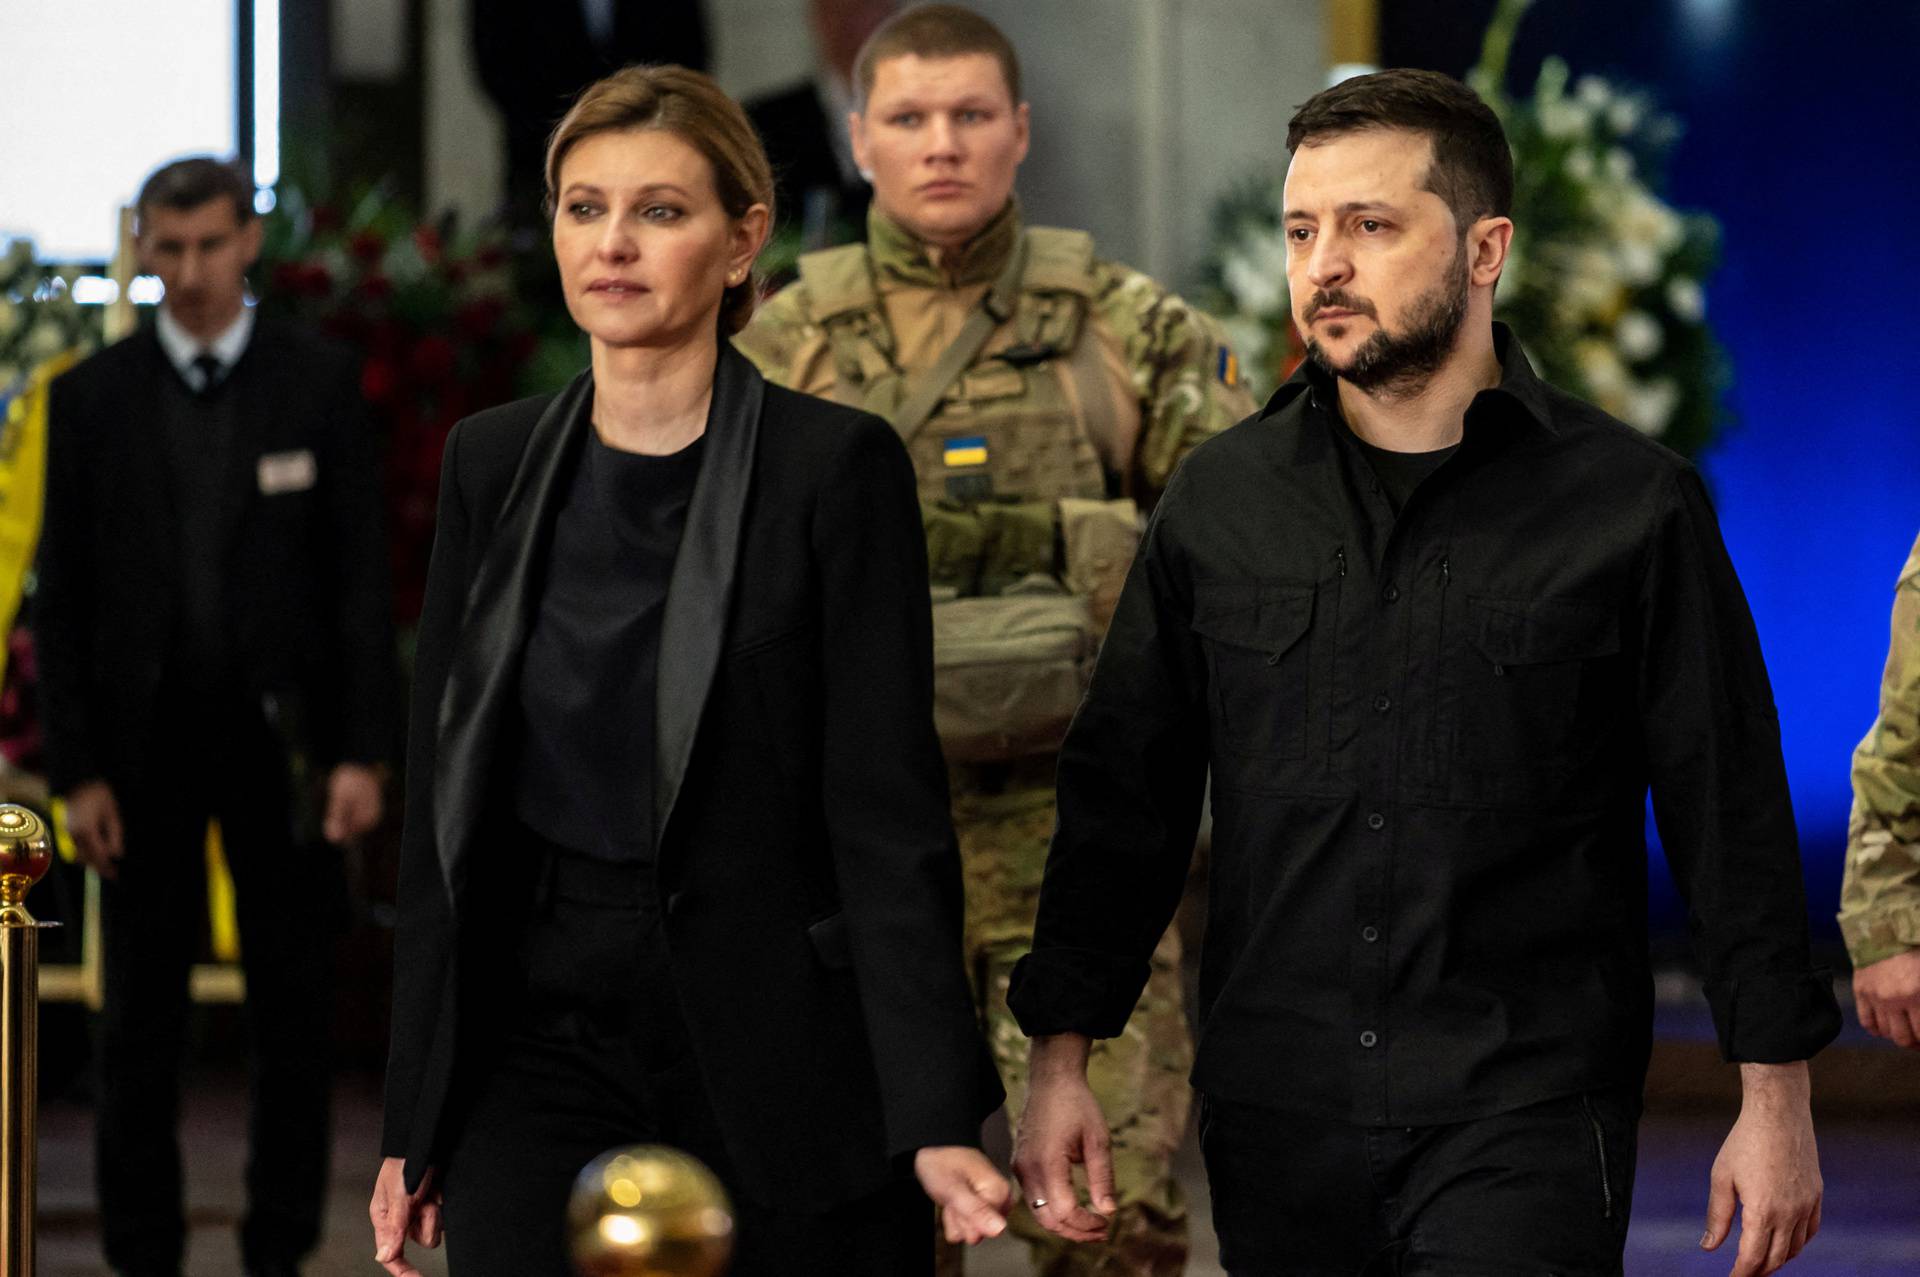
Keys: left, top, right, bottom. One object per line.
{"left": 936, "top": 767, "right": 1193, "bottom": 1277}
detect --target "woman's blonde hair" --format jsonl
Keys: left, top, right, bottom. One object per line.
{"left": 545, "top": 64, "right": 775, "bottom": 335}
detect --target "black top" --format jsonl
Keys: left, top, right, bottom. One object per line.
{"left": 1009, "top": 325, "right": 1840, "bottom": 1125}
{"left": 512, "top": 427, "right": 705, "bottom": 862}
{"left": 155, "top": 366, "right": 241, "bottom": 698}
{"left": 1346, "top": 428, "right": 1457, "bottom": 516}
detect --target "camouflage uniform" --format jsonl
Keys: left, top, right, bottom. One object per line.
{"left": 1840, "top": 530, "right": 1920, "bottom": 967}
{"left": 738, "top": 203, "right": 1252, "bottom": 1276}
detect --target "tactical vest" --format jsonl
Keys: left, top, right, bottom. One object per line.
{"left": 795, "top": 227, "right": 1114, "bottom": 505}
{"left": 795, "top": 229, "right": 1143, "bottom": 763}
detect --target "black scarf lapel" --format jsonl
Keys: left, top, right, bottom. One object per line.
{"left": 431, "top": 369, "right": 593, "bottom": 897}
{"left": 653, "top": 345, "right": 763, "bottom": 845}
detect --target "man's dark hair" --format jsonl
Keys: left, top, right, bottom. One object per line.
{"left": 135, "top": 156, "right": 255, "bottom": 228}
{"left": 1286, "top": 68, "right": 1512, "bottom": 229}
{"left": 853, "top": 3, "right": 1022, "bottom": 111}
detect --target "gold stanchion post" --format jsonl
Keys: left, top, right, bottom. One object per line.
{"left": 0, "top": 804, "right": 53, "bottom": 1273}
{"left": 567, "top": 1146, "right": 735, "bottom": 1276}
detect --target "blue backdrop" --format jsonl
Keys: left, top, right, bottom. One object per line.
{"left": 1383, "top": 0, "right": 1920, "bottom": 949}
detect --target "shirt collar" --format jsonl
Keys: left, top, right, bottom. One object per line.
{"left": 1264, "top": 322, "right": 1557, "bottom": 436}
{"left": 867, "top": 199, "right": 1021, "bottom": 289}
{"left": 156, "top": 302, "right": 255, "bottom": 379}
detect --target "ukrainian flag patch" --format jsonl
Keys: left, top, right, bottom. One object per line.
{"left": 943, "top": 435, "right": 989, "bottom": 468}
{"left": 1217, "top": 345, "right": 1239, "bottom": 387}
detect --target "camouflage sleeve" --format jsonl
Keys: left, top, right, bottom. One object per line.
{"left": 1839, "top": 530, "right": 1920, "bottom": 966}
{"left": 1093, "top": 264, "right": 1257, "bottom": 500}
{"left": 731, "top": 281, "right": 836, "bottom": 394}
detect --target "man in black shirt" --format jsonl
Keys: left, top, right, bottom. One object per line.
{"left": 1007, "top": 69, "right": 1838, "bottom": 1277}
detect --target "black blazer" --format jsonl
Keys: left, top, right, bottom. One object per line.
{"left": 381, "top": 347, "right": 1001, "bottom": 1209}
{"left": 34, "top": 315, "right": 397, "bottom": 795}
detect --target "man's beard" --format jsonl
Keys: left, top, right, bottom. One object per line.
{"left": 1304, "top": 242, "right": 1469, "bottom": 396}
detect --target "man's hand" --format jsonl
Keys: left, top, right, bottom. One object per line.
{"left": 914, "top": 1146, "right": 1011, "bottom": 1245}
{"left": 63, "top": 780, "right": 124, "bottom": 880}
{"left": 1011, "top": 1033, "right": 1116, "bottom": 1243}
{"left": 1853, "top": 949, "right": 1920, "bottom": 1048}
{"left": 370, "top": 1156, "right": 441, "bottom": 1276}
{"left": 1700, "top": 1062, "right": 1822, "bottom": 1277}
{"left": 323, "top": 763, "right": 385, "bottom": 844}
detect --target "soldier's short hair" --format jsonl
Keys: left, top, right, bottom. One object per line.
{"left": 135, "top": 157, "right": 255, "bottom": 230}
{"left": 853, "top": 3, "right": 1022, "bottom": 111}
{"left": 1286, "top": 68, "right": 1513, "bottom": 230}
{"left": 545, "top": 64, "right": 775, "bottom": 335}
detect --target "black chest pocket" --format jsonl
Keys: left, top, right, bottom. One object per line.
{"left": 1455, "top": 595, "right": 1621, "bottom": 783}
{"left": 1191, "top": 583, "right": 1314, "bottom": 759}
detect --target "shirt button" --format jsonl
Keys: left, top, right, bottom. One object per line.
{"left": 1372, "top": 695, "right": 1392, "bottom": 713}
{"left": 1366, "top": 812, "right": 1386, "bottom": 831}
{"left": 1361, "top": 925, "right": 1380, "bottom": 943}
{"left": 1382, "top": 584, "right": 1400, "bottom": 602}
{"left": 1360, "top": 1030, "right": 1379, "bottom": 1048}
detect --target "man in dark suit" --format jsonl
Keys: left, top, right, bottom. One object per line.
{"left": 744, "top": 0, "right": 894, "bottom": 246}
{"left": 34, "top": 156, "right": 397, "bottom": 1277}
{"left": 470, "top": 0, "right": 709, "bottom": 237}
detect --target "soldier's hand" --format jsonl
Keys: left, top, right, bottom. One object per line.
{"left": 914, "top": 1146, "right": 1010, "bottom": 1245}
{"left": 63, "top": 780, "right": 124, "bottom": 880}
{"left": 1853, "top": 948, "right": 1920, "bottom": 1048}
{"left": 1012, "top": 1033, "right": 1116, "bottom": 1244}
{"left": 324, "top": 763, "right": 385, "bottom": 844}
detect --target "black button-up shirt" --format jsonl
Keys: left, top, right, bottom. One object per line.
{"left": 1009, "top": 326, "right": 1840, "bottom": 1125}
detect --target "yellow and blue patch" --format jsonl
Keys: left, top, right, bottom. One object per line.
{"left": 1216, "top": 345, "right": 1239, "bottom": 388}
{"left": 943, "top": 435, "right": 989, "bottom": 468}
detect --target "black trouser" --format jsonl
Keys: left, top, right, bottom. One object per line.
{"left": 439, "top": 846, "right": 931, "bottom": 1277}
{"left": 97, "top": 695, "right": 337, "bottom": 1275}
{"left": 1198, "top": 1086, "right": 1641, "bottom": 1276}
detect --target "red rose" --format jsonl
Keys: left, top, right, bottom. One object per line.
{"left": 475, "top": 244, "right": 508, "bottom": 270}
{"left": 311, "top": 204, "right": 343, "bottom": 233}
{"left": 408, "top": 335, "right": 457, "bottom": 385}
{"left": 361, "top": 356, "right": 398, "bottom": 404}
{"left": 349, "top": 230, "right": 387, "bottom": 263}
{"left": 455, "top": 295, "right": 505, "bottom": 339}
{"left": 413, "top": 225, "right": 442, "bottom": 265}
{"left": 356, "top": 274, "right": 393, "bottom": 302}
{"left": 301, "top": 261, "right": 334, "bottom": 296}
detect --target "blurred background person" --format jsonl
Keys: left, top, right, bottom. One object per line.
{"left": 1841, "top": 529, "right": 1920, "bottom": 1050}
{"left": 745, "top": 0, "right": 896, "bottom": 249}
{"left": 369, "top": 64, "right": 1007, "bottom": 1277}
{"left": 737, "top": 7, "right": 1254, "bottom": 1274}
{"left": 33, "top": 155, "right": 396, "bottom": 1277}
{"left": 471, "top": 0, "right": 710, "bottom": 239}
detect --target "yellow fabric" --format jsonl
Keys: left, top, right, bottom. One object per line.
{"left": 0, "top": 349, "right": 80, "bottom": 685}
{"left": 205, "top": 819, "right": 241, "bottom": 962}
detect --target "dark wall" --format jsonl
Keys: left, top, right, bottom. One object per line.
{"left": 1384, "top": 1, "right": 1920, "bottom": 947}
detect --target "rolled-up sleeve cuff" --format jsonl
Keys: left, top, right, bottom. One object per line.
{"left": 1704, "top": 969, "right": 1843, "bottom": 1062}
{"left": 1007, "top": 946, "right": 1151, "bottom": 1039}
{"left": 1839, "top": 902, "right": 1920, "bottom": 969}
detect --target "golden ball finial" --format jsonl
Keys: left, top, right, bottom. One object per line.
{"left": 567, "top": 1146, "right": 734, "bottom": 1277}
{"left": 0, "top": 804, "right": 52, "bottom": 907}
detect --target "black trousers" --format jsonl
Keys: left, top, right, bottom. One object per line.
{"left": 97, "top": 695, "right": 337, "bottom": 1275}
{"left": 1198, "top": 1086, "right": 1641, "bottom": 1277}
{"left": 439, "top": 847, "right": 931, "bottom": 1277}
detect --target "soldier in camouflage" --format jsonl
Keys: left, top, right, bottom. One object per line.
{"left": 736, "top": 7, "right": 1253, "bottom": 1274}
{"left": 1840, "top": 529, "right": 1920, "bottom": 1049}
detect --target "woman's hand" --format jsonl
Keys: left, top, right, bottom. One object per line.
{"left": 914, "top": 1145, "right": 1012, "bottom": 1245}
{"left": 370, "top": 1156, "right": 443, "bottom": 1276}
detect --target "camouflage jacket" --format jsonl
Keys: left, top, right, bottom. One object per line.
{"left": 1840, "top": 530, "right": 1920, "bottom": 966}
{"left": 734, "top": 202, "right": 1253, "bottom": 501}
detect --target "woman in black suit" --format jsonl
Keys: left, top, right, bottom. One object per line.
{"left": 368, "top": 65, "right": 1008, "bottom": 1276}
